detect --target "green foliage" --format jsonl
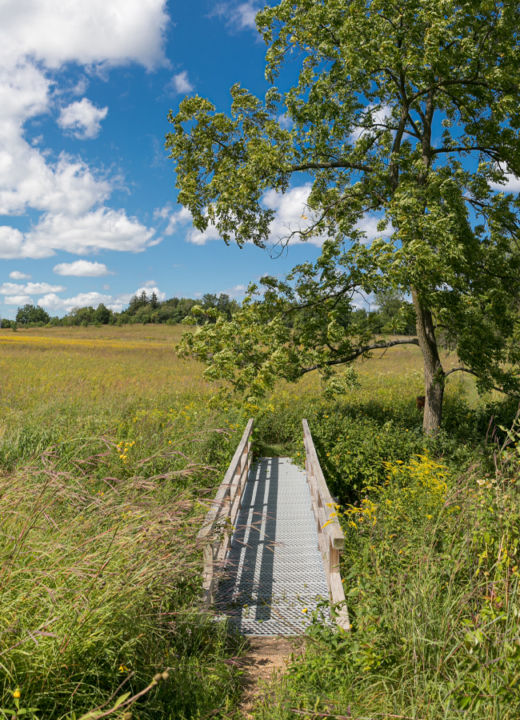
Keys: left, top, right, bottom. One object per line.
{"left": 168, "top": 0, "right": 520, "bottom": 423}
{"left": 93, "top": 303, "right": 111, "bottom": 325}
{"left": 253, "top": 432, "right": 520, "bottom": 719}
{"left": 16, "top": 305, "right": 50, "bottom": 325}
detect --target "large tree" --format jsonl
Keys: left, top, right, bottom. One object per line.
{"left": 166, "top": 0, "right": 520, "bottom": 433}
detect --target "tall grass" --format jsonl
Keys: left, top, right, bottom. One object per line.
{"left": 3, "top": 325, "right": 519, "bottom": 719}
{"left": 251, "top": 420, "right": 520, "bottom": 719}
{"left": 0, "top": 327, "right": 249, "bottom": 720}
{"left": 0, "top": 427, "right": 247, "bottom": 718}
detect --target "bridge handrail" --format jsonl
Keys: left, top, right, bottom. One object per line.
{"left": 198, "top": 418, "right": 254, "bottom": 606}
{"left": 303, "top": 419, "right": 350, "bottom": 631}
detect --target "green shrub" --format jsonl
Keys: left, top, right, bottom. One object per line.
{"left": 253, "top": 429, "right": 520, "bottom": 720}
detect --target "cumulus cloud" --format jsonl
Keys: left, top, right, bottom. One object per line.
{"left": 277, "top": 113, "right": 293, "bottom": 130}
{"left": 351, "top": 104, "right": 393, "bottom": 142}
{"left": 490, "top": 169, "right": 520, "bottom": 193}
{"left": 160, "top": 187, "right": 393, "bottom": 249}
{"left": 262, "top": 184, "right": 324, "bottom": 246}
{"left": 53, "top": 260, "right": 114, "bottom": 276}
{"left": 167, "top": 71, "right": 194, "bottom": 95}
{"left": 9, "top": 270, "right": 31, "bottom": 279}
{"left": 0, "top": 0, "right": 169, "bottom": 70}
{"left": 164, "top": 206, "right": 193, "bottom": 236}
{"left": 38, "top": 284, "right": 167, "bottom": 314}
{"left": 210, "top": 2, "right": 259, "bottom": 31}
{"left": 0, "top": 208, "right": 157, "bottom": 259}
{"left": 134, "top": 285, "right": 166, "bottom": 300}
{"left": 0, "top": 281, "right": 65, "bottom": 294}
{"left": 220, "top": 284, "right": 247, "bottom": 298}
{"left": 58, "top": 98, "right": 108, "bottom": 139}
{"left": 0, "top": 0, "right": 167, "bottom": 260}
{"left": 4, "top": 294, "right": 31, "bottom": 305}
{"left": 159, "top": 187, "right": 324, "bottom": 246}
{"left": 38, "top": 291, "right": 113, "bottom": 312}
{"left": 355, "top": 215, "right": 394, "bottom": 243}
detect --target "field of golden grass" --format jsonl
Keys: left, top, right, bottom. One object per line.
{"left": 0, "top": 324, "right": 475, "bottom": 429}
{"left": 0, "top": 324, "right": 501, "bottom": 719}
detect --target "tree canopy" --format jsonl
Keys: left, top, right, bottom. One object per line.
{"left": 167, "top": 0, "right": 520, "bottom": 432}
{"left": 16, "top": 304, "right": 51, "bottom": 325}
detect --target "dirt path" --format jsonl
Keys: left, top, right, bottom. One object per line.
{"left": 239, "top": 636, "right": 303, "bottom": 717}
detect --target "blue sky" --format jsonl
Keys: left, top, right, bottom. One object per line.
{"left": 0, "top": 0, "right": 330, "bottom": 318}
{"left": 2, "top": 1, "right": 518, "bottom": 319}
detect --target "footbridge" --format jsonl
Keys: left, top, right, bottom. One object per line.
{"left": 198, "top": 420, "right": 350, "bottom": 636}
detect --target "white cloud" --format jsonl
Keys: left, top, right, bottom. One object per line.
{"left": 58, "top": 98, "right": 108, "bottom": 140}
{"left": 167, "top": 185, "right": 393, "bottom": 249}
{"left": 262, "top": 184, "right": 325, "bottom": 246}
{"left": 23, "top": 208, "right": 156, "bottom": 257}
{"left": 0, "top": 0, "right": 168, "bottom": 259}
{"left": 9, "top": 270, "right": 31, "bottom": 279}
{"left": 143, "top": 279, "right": 157, "bottom": 287}
{"left": 355, "top": 215, "right": 394, "bottom": 243}
{"left": 168, "top": 71, "right": 194, "bottom": 95}
{"left": 0, "top": 207, "right": 157, "bottom": 259}
{"left": 134, "top": 285, "right": 166, "bottom": 300}
{"left": 0, "top": 0, "right": 169, "bottom": 70}
{"left": 490, "top": 170, "right": 520, "bottom": 193}
{"left": 38, "top": 291, "right": 113, "bottom": 312}
{"left": 4, "top": 294, "right": 31, "bottom": 305}
{"left": 186, "top": 220, "right": 223, "bottom": 245}
{"left": 351, "top": 104, "right": 393, "bottom": 142}
{"left": 0, "top": 281, "right": 65, "bottom": 295}
{"left": 163, "top": 185, "right": 325, "bottom": 247}
{"left": 153, "top": 204, "right": 171, "bottom": 220}
{"left": 164, "top": 206, "right": 193, "bottom": 235}
{"left": 220, "top": 284, "right": 247, "bottom": 298}
{"left": 211, "top": 2, "right": 259, "bottom": 31}
{"left": 53, "top": 260, "right": 114, "bottom": 276}
{"left": 38, "top": 284, "right": 167, "bottom": 314}
{"left": 277, "top": 113, "right": 293, "bottom": 130}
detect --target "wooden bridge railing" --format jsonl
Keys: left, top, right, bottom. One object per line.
{"left": 303, "top": 419, "right": 350, "bottom": 631}
{"left": 198, "top": 419, "right": 254, "bottom": 606}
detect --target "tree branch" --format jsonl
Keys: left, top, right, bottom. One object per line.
{"left": 444, "top": 366, "right": 518, "bottom": 396}
{"left": 301, "top": 338, "right": 419, "bottom": 374}
{"left": 290, "top": 161, "right": 373, "bottom": 173}
{"left": 432, "top": 145, "right": 502, "bottom": 157}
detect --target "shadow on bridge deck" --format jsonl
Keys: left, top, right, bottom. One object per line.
{"left": 215, "top": 457, "right": 330, "bottom": 636}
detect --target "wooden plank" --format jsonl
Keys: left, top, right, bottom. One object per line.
{"left": 302, "top": 420, "right": 344, "bottom": 550}
{"left": 329, "top": 561, "right": 350, "bottom": 632}
{"left": 229, "top": 450, "right": 251, "bottom": 527}
{"left": 303, "top": 419, "right": 350, "bottom": 631}
{"left": 198, "top": 419, "right": 254, "bottom": 540}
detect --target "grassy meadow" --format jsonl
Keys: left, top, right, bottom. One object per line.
{"left": 0, "top": 324, "right": 519, "bottom": 719}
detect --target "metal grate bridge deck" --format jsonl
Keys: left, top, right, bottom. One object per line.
{"left": 215, "top": 457, "right": 330, "bottom": 636}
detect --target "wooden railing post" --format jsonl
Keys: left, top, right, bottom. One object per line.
{"left": 198, "top": 419, "right": 254, "bottom": 608}
{"left": 302, "top": 419, "right": 350, "bottom": 631}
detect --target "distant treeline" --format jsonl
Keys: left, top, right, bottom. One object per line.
{"left": 1, "top": 291, "right": 240, "bottom": 328}
{"left": 1, "top": 289, "right": 416, "bottom": 334}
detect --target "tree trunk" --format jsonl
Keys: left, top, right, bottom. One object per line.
{"left": 411, "top": 288, "right": 444, "bottom": 434}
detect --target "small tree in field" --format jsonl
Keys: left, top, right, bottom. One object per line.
{"left": 167, "top": 0, "right": 520, "bottom": 433}
{"left": 93, "top": 303, "right": 111, "bottom": 325}
{"left": 16, "top": 304, "right": 51, "bottom": 325}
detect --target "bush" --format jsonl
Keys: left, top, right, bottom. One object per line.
{"left": 256, "top": 438, "right": 520, "bottom": 719}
